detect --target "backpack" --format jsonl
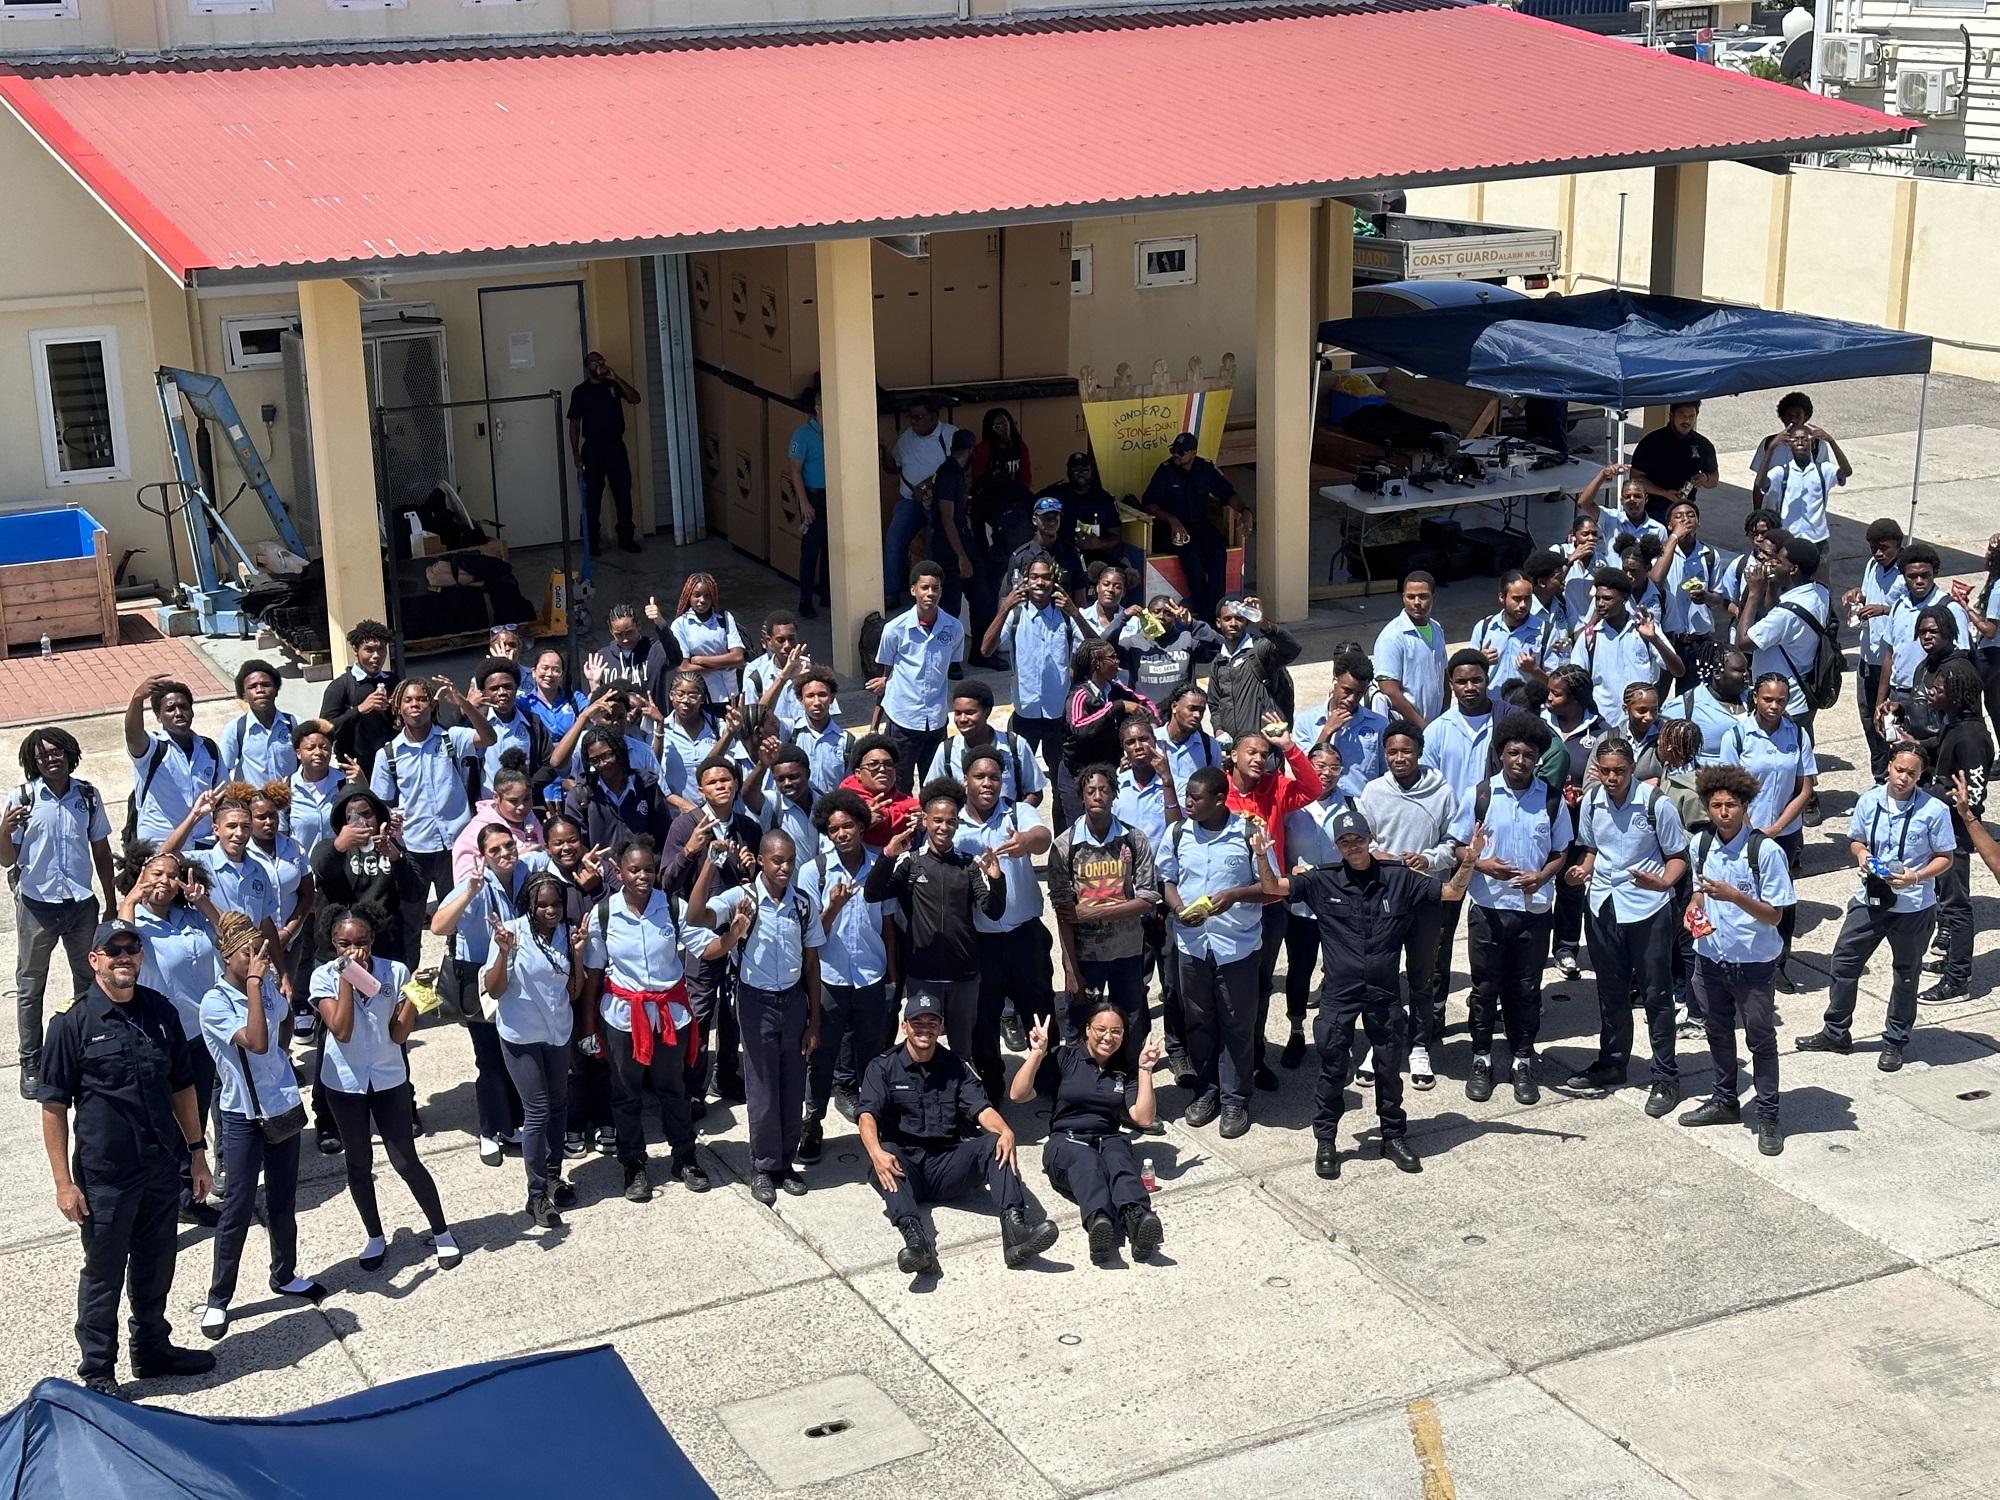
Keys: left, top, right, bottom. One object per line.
{"left": 939, "top": 729, "right": 1029, "bottom": 791}
{"left": 1692, "top": 828, "right": 1776, "bottom": 904}
{"left": 220, "top": 710, "right": 296, "bottom": 783}
{"left": 1775, "top": 600, "right": 1843, "bottom": 712}
{"left": 9, "top": 779, "right": 102, "bottom": 894}
{"left": 124, "top": 735, "right": 220, "bottom": 847}
{"left": 730, "top": 879, "right": 813, "bottom": 978}
{"left": 858, "top": 611, "right": 888, "bottom": 675}
{"left": 1581, "top": 783, "right": 1670, "bottom": 863}
{"left": 594, "top": 889, "right": 687, "bottom": 958}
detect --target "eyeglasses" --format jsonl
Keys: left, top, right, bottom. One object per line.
{"left": 100, "top": 941, "right": 143, "bottom": 957}
{"left": 859, "top": 757, "right": 897, "bottom": 771}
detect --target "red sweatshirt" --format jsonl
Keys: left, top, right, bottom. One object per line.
{"left": 839, "top": 773, "right": 920, "bottom": 850}
{"left": 1225, "top": 741, "right": 1324, "bottom": 874}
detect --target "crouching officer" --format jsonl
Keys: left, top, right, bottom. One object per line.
{"left": 857, "top": 990, "right": 1060, "bottom": 1276}
{"left": 1254, "top": 810, "right": 1475, "bottom": 1180}
{"left": 38, "top": 918, "right": 216, "bottom": 1396}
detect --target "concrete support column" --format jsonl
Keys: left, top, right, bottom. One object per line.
{"left": 141, "top": 261, "right": 194, "bottom": 373}
{"left": 1763, "top": 173, "right": 1794, "bottom": 310}
{"left": 1884, "top": 177, "right": 1919, "bottom": 330}
{"left": 1255, "top": 199, "right": 1312, "bottom": 624}
{"left": 1643, "top": 162, "right": 1708, "bottom": 433}
{"left": 296, "top": 279, "right": 386, "bottom": 672}
{"left": 814, "top": 237, "right": 883, "bottom": 677}
{"left": 584, "top": 259, "right": 646, "bottom": 533}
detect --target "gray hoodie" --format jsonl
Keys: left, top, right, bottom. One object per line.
{"left": 1356, "top": 768, "right": 1460, "bottom": 874}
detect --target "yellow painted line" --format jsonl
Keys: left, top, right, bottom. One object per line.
{"left": 1407, "top": 1398, "right": 1458, "bottom": 1500}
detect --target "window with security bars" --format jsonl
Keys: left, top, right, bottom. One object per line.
{"left": 31, "top": 328, "right": 128, "bottom": 485}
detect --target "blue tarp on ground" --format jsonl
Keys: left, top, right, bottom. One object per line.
{"left": 1317, "top": 289, "right": 1933, "bottom": 410}
{"left": 0, "top": 1347, "right": 716, "bottom": 1500}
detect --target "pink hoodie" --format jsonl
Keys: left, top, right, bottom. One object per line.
{"left": 451, "top": 798, "right": 545, "bottom": 883}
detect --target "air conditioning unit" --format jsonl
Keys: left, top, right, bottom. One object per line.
{"left": 1898, "top": 66, "right": 1963, "bottom": 117}
{"left": 1818, "top": 34, "right": 1882, "bottom": 86}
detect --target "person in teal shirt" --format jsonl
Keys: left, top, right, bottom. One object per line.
{"left": 787, "top": 387, "right": 830, "bottom": 617}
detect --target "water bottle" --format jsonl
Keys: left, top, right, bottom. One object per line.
{"left": 1141, "top": 1158, "right": 1157, "bottom": 1193}
{"left": 39, "top": 633, "right": 52, "bottom": 659}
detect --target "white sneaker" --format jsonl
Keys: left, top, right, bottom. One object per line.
{"left": 478, "top": 1136, "right": 503, "bottom": 1167}
{"left": 1355, "top": 1046, "right": 1376, "bottom": 1088}
{"left": 1409, "top": 1047, "right": 1436, "bottom": 1090}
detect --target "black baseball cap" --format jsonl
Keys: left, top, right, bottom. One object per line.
{"left": 1066, "top": 451, "right": 1093, "bottom": 471}
{"left": 903, "top": 989, "right": 947, "bottom": 1023}
{"left": 92, "top": 919, "right": 142, "bottom": 951}
{"left": 1170, "top": 432, "right": 1198, "bottom": 455}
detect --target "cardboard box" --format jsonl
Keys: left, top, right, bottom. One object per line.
{"left": 721, "top": 250, "right": 760, "bottom": 376}
{"left": 723, "top": 381, "right": 768, "bottom": 559}
{"left": 1017, "top": 394, "right": 1087, "bottom": 488}
{"left": 749, "top": 245, "right": 820, "bottom": 402}
{"left": 766, "top": 395, "right": 810, "bottom": 583}
{"left": 687, "top": 253, "right": 724, "bottom": 368}
{"left": 872, "top": 240, "right": 932, "bottom": 389}
{"left": 694, "top": 370, "right": 729, "bottom": 535}
{"left": 930, "top": 229, "right": 1001, "bottom": 385}
{"left": 1001, "top": 222, "right": 1072, "bottom": 379}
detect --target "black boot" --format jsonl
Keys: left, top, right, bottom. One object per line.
{"left": 1086, "top": 1211, "right": 1118, "bottom": 1264}
{"left": 1122, "top": 1202, "right": 1164, "bottom": 1260}
{"left": 1000, "top": 1207, "right": 1059, "bottom": 1268}
{"left": 895, "top": 1215, "right": 939, "bottom": 1275}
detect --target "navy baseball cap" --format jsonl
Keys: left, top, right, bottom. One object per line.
{"left": 1170, "top": 432, "right": 1198, "bottom": 455}
{"left": 1066, "top": 451, "right": 1093, "bottom": 470}
{"left": 1330, "top": 809, "right": 1372, "bottom": 844}
{"left": 1033, "top": 497, "right": 1064, "bottom": 515}
{"left": 91, "top": 918, "right": 142, "bottom": 950}
{"left": 904, "top": 989, "right": 947, "bottom": 1023}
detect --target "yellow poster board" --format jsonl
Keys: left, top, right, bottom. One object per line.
{"left": 1081, "top": 387, "right": 1233, "bottom": 502}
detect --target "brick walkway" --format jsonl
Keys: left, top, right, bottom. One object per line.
{"left": 0, "top": 613, "right": 232, "bottom": 728}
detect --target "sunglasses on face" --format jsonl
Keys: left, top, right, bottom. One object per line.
{"left": 101, "top": 941, "right": 143, "bottom": 958}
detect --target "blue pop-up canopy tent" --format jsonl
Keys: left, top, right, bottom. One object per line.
{"left": 0, "top": 1348, "right": 716, "bottom": 1500}
{"left": 1316, "top": 288, "right": 1936, "bottom": 527}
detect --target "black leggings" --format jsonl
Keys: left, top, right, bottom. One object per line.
{"left": 322, "top": 1082, "right": 448, "bottom": 1239}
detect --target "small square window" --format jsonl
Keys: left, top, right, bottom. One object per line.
{"left": 30, "top": 327, "right": 130, "bottom": 486}
{"left": 0, "top": 0, "right": 81, "bottom": 20}
{"left": 189, "top": 0, "right": 272, "bottom": 12}
{"left": 222, "top": 313, "right": 302, "bottom": 372}
{"left": 1134, "top": 235, "right": 1197, "bottom": 289}
{"left": 1070, "top": 244, "right": 1093, "bottom": 297}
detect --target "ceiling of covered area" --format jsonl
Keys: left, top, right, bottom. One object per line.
{"left": 0, "top": 0, "right": 1915, "bottom": 284}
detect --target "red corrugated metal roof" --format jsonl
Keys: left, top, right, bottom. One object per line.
{"left": 0, "top": 2, "right": 1912, "bottom": 280}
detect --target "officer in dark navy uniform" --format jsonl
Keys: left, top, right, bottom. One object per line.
{"left": 38, "top": 919, "right": 216, "bottom": 1396}
{"left": 1254, "top": 810, "right": 1476, "bottom": 1182}
{"left": 1140, "top": 432, "right": 1253, "bottom": 623}
{"left": 857, "top": 991, "right": 1059, "bottom": 1276}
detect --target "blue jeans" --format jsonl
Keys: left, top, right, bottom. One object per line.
{"left": 884, "top": 498, "right": 928, "bottom": 601}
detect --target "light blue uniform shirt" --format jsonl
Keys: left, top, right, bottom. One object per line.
{"left": 190, "top": 847, "right": 278, "bottom": 928}
{"left": 671, "top": 609, "right": 746, "bottom": 703}
{"left": 1156, "top": 727, "right": 1223, "bottom": 793}
{"left": 479, "top": 915, "right": 577, "bottom": 1047}
{"left": 1283, "top": 793, "right": 1349, "bottom": 918}
{"left": 370, "top": 725, "right": 481, "bottom": 853}
{"left": 798, "top": 848, "right": 890, "bottom": 987}
{"left": 1112, "top": 768, "right": 1172, "bottom": 857}
{"left": 1470, "top": 609, "right": 1554, "bottom": 694}
{"left": 1449, "top": 775, "right": 1573, "bottom": 914}
{"left": 1000, "top": 603, "right": 1082, "bottom": 719}
{"left": 1562, "top": 561, "right": 1597, "bottom": 632}
{"left": 287, "top": 769, "right": 347, "bottom": 854}
{"left": 249, "top": 834, "right": 309, "bottom": 925}
{"left": 1420, "top": 706, "right": 1493, "bottom": 801}
{"left": 1293, "top": 702, "right": 1388, "bottom": 799}
{"left": 219, "top": 710, "right": 297, "bottom": 785}
{"left": 2, "top": 778, "right": 107, "bottom": 903}
{"left": 1722, "top": 717, "right": 1816, "bottom": 837}
{"left": 583, "top": 889, "right": 697, "bottom": 1033}
{"left": 482, "top": 708, "right": 539, "bottom": 785}
{"left": 1596, "top": 512, "right": 1670, "bottom": 566}
{"left": 1660, "top": 684, "right": 1743, "bottom": 766}
{"left": 788, "top": 417, "right": 826, "bottom": 489}
{"left": 1885, "top": 588, "right": 1972, "bottom": 691}
{"left": 1689, "top": 829, "right": 1793, "bottom": 965}
{"left": 1372, "top": 614, "right": 1447, "bottom": 724}
{"left": 707, "top": 877, "right": 824, "bottom": 990}
{"left": 660, "top": 719, "right": 716, "bottom": 798}
{"left": 743, "top": 653, "right": 837, "bottom": 734}
{"left": 200, "top": 978, "right": 301, "bottom": 1119}
{"left": 1568, "top": 615, "right": 1665, "bottom": 725}
{"left": 1747, "top": 582, "right": 1833, "bottom": 717}
{"left": 1657, "top": 540, "right": 1729, "bottom": 637}
{"left": 1847, "top": 785, "right": 1955, "bottom": 914}
{"left": 1761, "top": 447, "right": 1842, "bottom": 544}
{"left": 1857, "top": 557, "right": 1908, "bottom": 667}
{"left": 134, "top": 903, "right": 219, "bottom": 1040}
{"left": 311, "top": 955, "right": 413, "bottom": 1092}
{"left": 953, "top": 801, "right": 1046, "bottom": 933}
{"left": 131, "top": 731, "right": 219, "bottom": 846}
{"left": 1577, "top": 782, "right": 1688, "bottom": 921}
{"left": 448, "top": 854, "right": 548, "bottom": 965}
{"left": 1157, "top": 813, "right": 1262, "bottom": 963}
{"left": 927, "top": 733, "right": 1046, "bottom": 804}
{"left": 788, "top": 719, "right": 853, "bottom": 799}
{"left": 756, "top": 782, "right": 821, "bottom": 861}
{"left": 876, "top": 608, "right": 966, "bottom": 732}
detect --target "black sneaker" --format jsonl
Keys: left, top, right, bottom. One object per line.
{"left": 1795, "top": 1030, "right": 1851, "bottom": 1055}
{"left": 1464, "top": 1058, "right": 1494, "bottom": 1103}
{"left": 596, "top": 1127, "right": 618, "bottom": 1154}
{"left": 1280, "top": 1029, "right": 1306, "bottom": 1069}
{"left": 1217, "top": 1104, "right": 1250, "bottom": 1139}
{"left": 1167, "top": 1051, "right": 1197, "bottom": 1089}
{"left": 1554, "top": 949, "right": 1582, "bottom": 981}
{"left": 798, "top": 1121, "right": 824, "bottom": 1164}
{"left": 1252, "top": 1064, "right": 1279, "bottom": 1093}
{"left": 132, "top": 1344, "right": 216, "bottom": 1380}
{"left": 688, "top": 1098, "right": 709, "bottom": 1122}
{"left": 1877, "top": 1043, "right": 1905, "bottom": 1073}
{"left": 1086, "top": 1211, "right": 1118, "bottom": 1264}
{"left": 562, "top": 1131, "right": 587, "bottom": 1159}
{"left": 834, "top": 1090, "right": 862, "bottom": 1125}
{"left": 1922, "top": 955, "right": 1947, "bottom": 974}
{"left": 895, "top": 1216, "right": 939, "bottom": 1275}
{"left": 527, "top": 1194, "right": 561, "bottom": 1230}
{"left": 623, "top": 1164, "right": 653, "bottom": 1203}
{"left": 1000, "top": 1207, "right": 1059, "bottom": 1268}
{"left": 1919, "top": 981, "right": 1969, "bottom": 1005}
{"left": 779, "top": 1171, "right": 808, "bottom": 1198}
{"left": 1802, "top": 794, "right": 1824, "bottom": 828}
{"left": 1678, "top": 1097, "right": 1741, "bottom": 1128}
{"left": 618, "top": 538, "right": 642, "bottom": 555}
{"left": 317, "top": 1131, "right": 344, "bottom": 1155}
{"left": 671, "top": 1156, "right": 710, "bottom": 1193}
{"left": 18, "top": 1063, "right": 39, "bottom": 1101}
{"left": 1566, "top": 1059, "right": 1626, "bottom": 1092}
{"left": 1380, "top": 1138, "right": 1422, "bottom": 1174}
{"left": 1000, "top": 1013, "right": 1028, "bottom": 1052}
{"left": 1123, "top": 1202, "right": 1165, "bottom": 1259}
{"left": 1755, "top": 1119, "right": 1784, "bottom": 1156}
{"left": 1644, "top": 1081, "right": 1679, "bottom": 1118}
{"left": 1315, "top": 1140, "right": 1341, "bottom": 1179}
{"left": 750, "top": 1171, "right": 778, "bottom": 1206}
{"left": 1511, "top": 1058, "right": 1541, "bottom": 1106}
{"left": 82, "top": 1374, "right": 123, "bottom": 1399}
{"left": 549, "top": 1177, "right": 577, "bottom": 1209}
{"left": 1183, "top": 1091, "right": 1221, "bottom": 1128}
{"left": 179, "top": 1201, "right": 221, "bottom": 1229}
{"left": 1772, "top": 966, "right": 1797, "bottom": 994}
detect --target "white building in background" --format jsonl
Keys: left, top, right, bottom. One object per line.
{"left": 1824, "top": 0, "right": 2000, "bottom": 165}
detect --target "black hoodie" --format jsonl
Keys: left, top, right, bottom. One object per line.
{"left": 307, "top": 785, "right": 426, "bottom": 962}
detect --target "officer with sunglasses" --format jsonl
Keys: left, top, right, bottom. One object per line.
{"left": 38, "top": 918, "right": 216, "bottom": 1396}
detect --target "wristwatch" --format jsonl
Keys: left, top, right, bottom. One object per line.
{"left": 185, "top": 1140, "right": 207, "bottom": 1152}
